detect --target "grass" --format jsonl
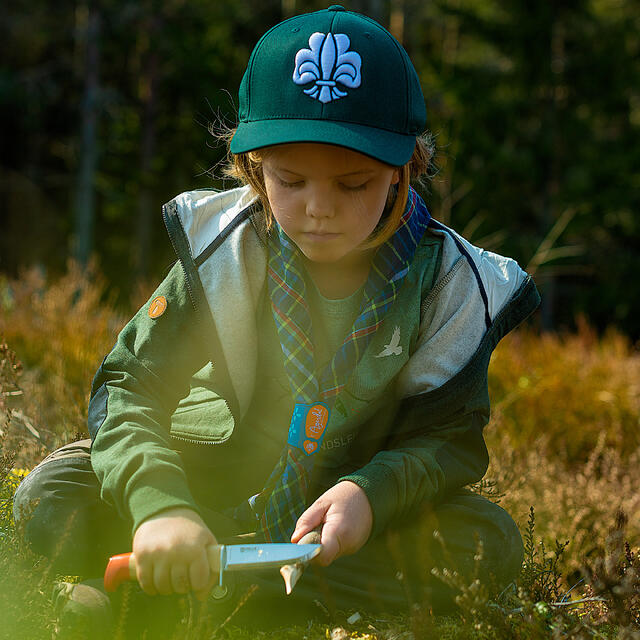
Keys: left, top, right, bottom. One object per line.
{"left": 0, "top": 262, "right": 638, "bottom": 639}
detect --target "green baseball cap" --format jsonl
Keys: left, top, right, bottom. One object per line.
{"left": 230, "top": 5, "right": 426, "bottom": 167}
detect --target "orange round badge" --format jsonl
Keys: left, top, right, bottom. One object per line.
{"left": 303, "top": 440, "right": 318, "bottom": 455}
{"left": 148, "top": 296, "right": 167, "bottom": 319}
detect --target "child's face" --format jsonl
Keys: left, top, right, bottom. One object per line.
{"left": 262, "top": 143, "right": 399, "bottom": 269}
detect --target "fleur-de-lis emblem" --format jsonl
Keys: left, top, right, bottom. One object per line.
{"left": 292, "top": 32, "right": 362, "bottom": 104}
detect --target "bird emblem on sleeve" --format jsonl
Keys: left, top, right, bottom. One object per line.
{"left": 375, "top": 326, "right": 403, "bottom": 357}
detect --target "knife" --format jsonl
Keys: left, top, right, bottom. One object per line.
{"left": 103, "top": 543, "right": 321, "bottom": 594}
{"left": 280, "top": 529, "right": 322, "bottom": 594}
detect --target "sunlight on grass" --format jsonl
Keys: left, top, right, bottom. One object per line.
{"left": 1, "top": 263, "right": 638, "bottom": 638}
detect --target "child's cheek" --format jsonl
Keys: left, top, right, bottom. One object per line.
{"left": 270, "top": 202, "right": 302, "bottom": 239}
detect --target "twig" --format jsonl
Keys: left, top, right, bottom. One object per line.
{"left": 487, "top": 603, "right": 524, "bottom": 614}
{"left": 210, "top": 583, "right": 259, "bottom": 638}
{"left": 560, "top": 578, "right": 585, "bottom": 603}
{"left": 548, "top": 596, "right": 607, "bottom": 607}
{"left": 526, "top": 207, "right": 582, "bottom": 275}
{"left": 10, "top": 409, "right": 47, "bottom": 446}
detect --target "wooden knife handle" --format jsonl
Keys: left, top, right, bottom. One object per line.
{"left": 280, "top": 527, "right": 323, "bottom": 595}
{"left": 297, "top": 528, "right": 322, "bottom": 545}
{"left": 103, "top": 544, "right": 223, "bottom": 593}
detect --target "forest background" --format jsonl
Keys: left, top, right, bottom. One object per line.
{"left": 1, "top": 0, "right": 639, "bottom": 338}
{"left": 0, "top": 0, "right": 639, "bottom": 638}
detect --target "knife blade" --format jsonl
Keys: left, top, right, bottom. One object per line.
{"left": 103, "top": 542, "right": 321, "bottom": 593}
{"left": 222, "top": 543, "right": 320, "bottom": 571}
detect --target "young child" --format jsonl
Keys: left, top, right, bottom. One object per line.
{"left": 14, "top": 4, "right": 540, "bottom": 631}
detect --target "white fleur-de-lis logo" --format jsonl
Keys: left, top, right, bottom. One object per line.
{"left": 292, "top": 32, "right": 362, "bottom": 104}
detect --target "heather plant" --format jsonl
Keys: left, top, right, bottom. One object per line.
{"left": 1, "top": 342, "right": 54, "bottom": 639}
{"left": 487, "top": 430, "right": 640, "bottom": 580}
{"left": 0, "top": 262, "right": 639, "bottom": 638}
{"left": 0, "top": 262, "right": 130, "bottom": 459}
{"left": 581, "top": 511, "right": 640, "bottom": 633}
{"left": 487, "top": 319, "right": 640, "bottom": 463}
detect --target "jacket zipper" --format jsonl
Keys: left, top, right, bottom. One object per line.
{"left": 169, "top": 433, "right": 232, "bottom": 445}
{"left": 162, "top": 203, "right": 199, "bottom": 316}
{"left": 161, "top": 201, "right": 238, "bottom": 436}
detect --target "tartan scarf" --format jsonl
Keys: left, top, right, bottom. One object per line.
{"left": 256, "top": 186, "right": 430, "bottom": 542}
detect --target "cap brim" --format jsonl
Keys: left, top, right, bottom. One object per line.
{"left": 230, "top": 119, "right": 416, "bottom": 167}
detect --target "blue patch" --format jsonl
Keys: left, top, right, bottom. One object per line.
{"left": 287, "top": 402, "right": 331, "bottom": 455}
{"left": 87, "top": 383, "right": 108, "bottom": 441}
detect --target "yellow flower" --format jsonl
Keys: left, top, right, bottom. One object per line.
{"left": 5, "top": 468, "right": 30, "bottom": 490}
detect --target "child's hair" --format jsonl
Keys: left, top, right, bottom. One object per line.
{"left": 217, "top": 128, "right": 435, "bottom": 249}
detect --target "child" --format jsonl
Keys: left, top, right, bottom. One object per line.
{"left": 14, "top": 4, "right": 540, "bottom": 632}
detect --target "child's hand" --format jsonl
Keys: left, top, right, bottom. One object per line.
{"left": 290, "top": 480, "right": 373, "bottom": 566}
{"left": 132, "top": 507, "right": 218, "bottom": 601}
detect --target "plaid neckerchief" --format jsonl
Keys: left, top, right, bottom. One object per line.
{"left": 256, "top": 186, "right": 430, "bottom": 542}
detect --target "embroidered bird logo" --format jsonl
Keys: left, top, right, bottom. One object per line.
{"left": 375, "top": 326, "right": 403, "bottom": 358}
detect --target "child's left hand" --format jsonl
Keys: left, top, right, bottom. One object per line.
{"left": 290, "top": 480, "right": 373, "bottom": 566}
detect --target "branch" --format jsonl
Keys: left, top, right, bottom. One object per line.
{"left": 549, "top": 596, "right": 607, "bottom": 607}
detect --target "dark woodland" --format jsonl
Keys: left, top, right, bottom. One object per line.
{"left": 1, "top": 0, "right": 639, "bottom": 337}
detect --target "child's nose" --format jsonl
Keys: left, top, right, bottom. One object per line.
{"left": 305, "top": 185, "right": 335, "bottom": 219}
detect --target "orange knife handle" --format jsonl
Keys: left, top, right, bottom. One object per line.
{"left": 104, "top": 553, "right": 136, "bottom": 592}
{"left": 103, "top": 545, "right": 223, "bottom": 593}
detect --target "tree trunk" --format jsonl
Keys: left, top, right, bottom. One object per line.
{"left": 73, "top": 1, "right": 101, "bottom": 267}
{"left": 539, "top": 14, "right": 565, "bottom": 330}
{"left": 282, "top": 0, "right": 296, "bottom": 18}
{"left": 389, "top": 0, "right": 405, "bottom": 44}
{"left": 351, "top": 0, "right": 385, "bottom": 24}
{"left": 135, "top": 8, "right": 162, "bottom": 280}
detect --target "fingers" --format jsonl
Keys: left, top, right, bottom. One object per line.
{"left": 291, "top": 499, "right": 340, "bottom": 566}
{"left": 193, "top": 562, "right": 219, "bottom": 603}
{"left": 138, "top": 557, "right": 173, "bottom": 596}
{"left": 132, "top": 510, "right": 217, "bottom": 599}
{"left": 292, "top": 482, "right": 373, "bottom": 567}
{"left": 171, "top": 564, "right": 190, "bottom": 595}
{"left": 316, "top": 521, "right": 341, "bottom": 566}
{"left": 291, "top": 500, "right": 327, "bottom": 543}
{"left": 135, "top": 550, "right": 212, "bottom": 598}
{"left": 189, "top": 547, "right": 214, "bottom": 600}
{"left": 153, "top": 561, "right": 173, "bottom": 596}
{"left": 135, "top": 553, "right": 156, "bottom": 596}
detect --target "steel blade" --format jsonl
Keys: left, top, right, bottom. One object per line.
{"left": 223, "top": 544, "right": 321, "bottom": 571}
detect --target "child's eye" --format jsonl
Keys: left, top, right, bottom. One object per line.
{"left": 340, "top": 181, "right": 369, "bottom": 192}
{"left": 277, "top": 177, "right": 303, "bottom": 189}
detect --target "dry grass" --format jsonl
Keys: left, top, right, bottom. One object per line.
{"left": 485, "top": 325, "right": 639, "bottom": 578}
{"left": 0, "top": 261, "right": 133, "bottom": 461}
{"left": 0, "top": 262, "right": 638, "bottom": 638}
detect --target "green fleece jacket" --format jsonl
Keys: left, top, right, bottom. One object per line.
{"left": 88, "top": 186, "right": 540, "bottom": 538}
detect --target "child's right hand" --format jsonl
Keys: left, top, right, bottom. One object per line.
{"left": 132, "top": 506, "right": 218, "bottom": 601}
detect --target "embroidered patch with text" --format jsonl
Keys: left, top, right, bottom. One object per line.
{"left": 287, "top": 402, "right": 331, "bottom": 456}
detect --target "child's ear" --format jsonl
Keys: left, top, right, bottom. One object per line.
{"left": 391, "top": 169, "right": 401, "bottom": 185}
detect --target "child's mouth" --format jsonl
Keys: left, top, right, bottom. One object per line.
{"left": 304, "top": 232, "right": 340, "bottom": 241}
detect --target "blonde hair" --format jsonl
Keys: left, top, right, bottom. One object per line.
{"left": 218, "top": 127, "right": 435, "bottom": 248}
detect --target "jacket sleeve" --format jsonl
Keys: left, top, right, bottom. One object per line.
{"left": 339, "top": 274, "right": 540, "bottom": 538}
{"left": 89, "top": 261, "right": 210, "bottom": 536}
{"left": 339, "top": 375, "right": 490, "bottom": 538}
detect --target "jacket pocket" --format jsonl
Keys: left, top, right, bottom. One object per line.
{"left": 169, "top": 364, "right": 234, "bottom": 444}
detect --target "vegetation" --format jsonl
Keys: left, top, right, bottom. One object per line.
{"left": 0, "top": 264, "right": 638, "bottom": 638}
{"left": 1, "top": 2, "right": 638, "bottom": 634}
{"left": 2, "top": 0, "right": 639, "bottom": 337}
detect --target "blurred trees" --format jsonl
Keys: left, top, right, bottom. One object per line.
{"left": 1, "top": 0, "right": 638, "bottom": 337}
{"left": 413, "top": 0, "right": 640, "bottom": 332}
